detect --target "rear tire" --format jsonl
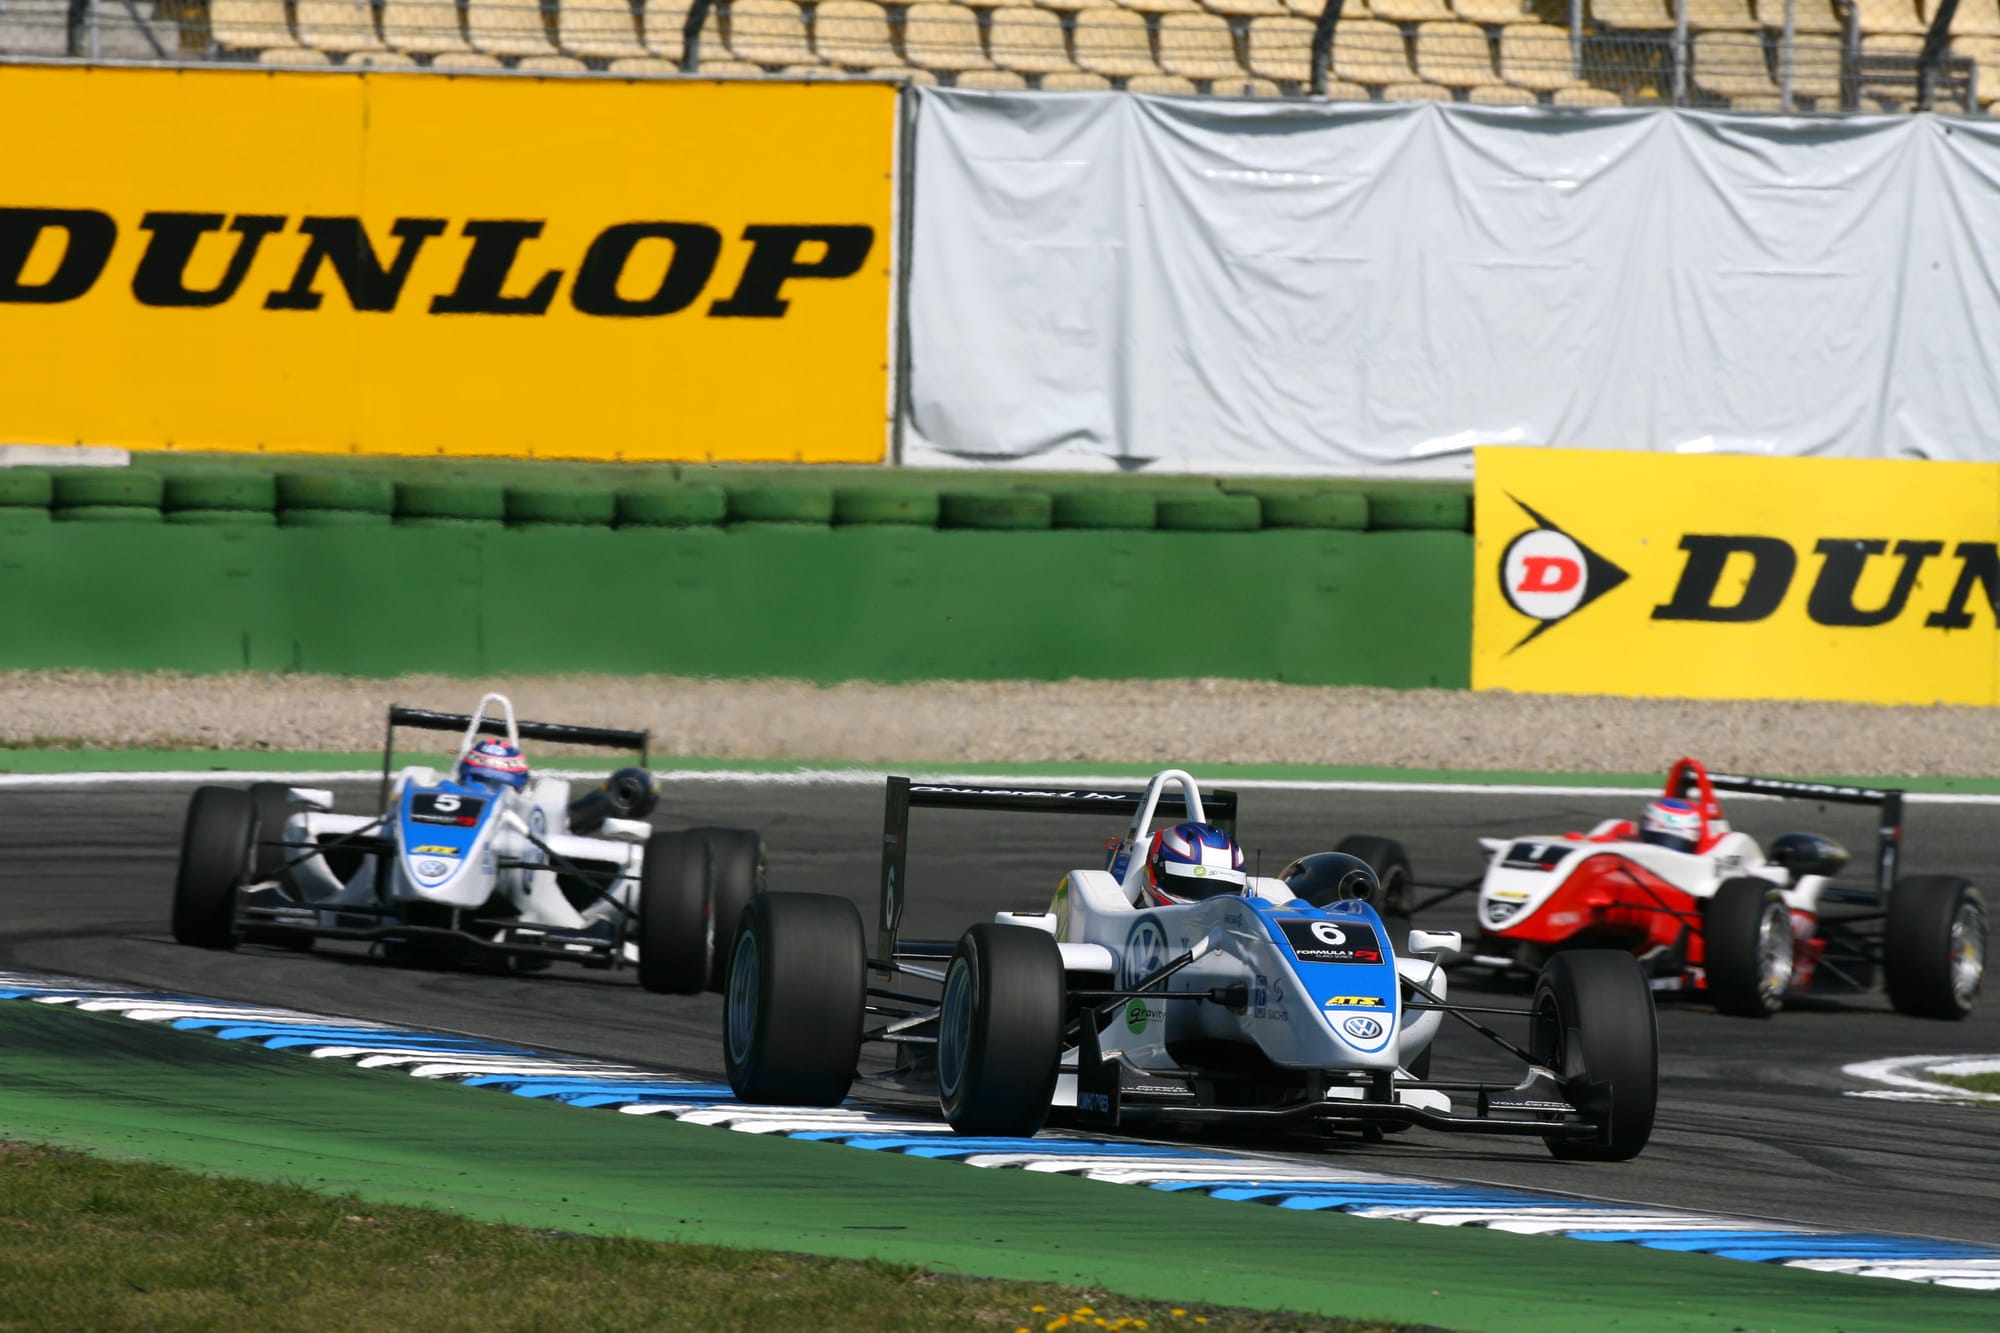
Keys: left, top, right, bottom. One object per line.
{"left": 1531, "top": 949, "right": 1658, "bottom": 1161}
{"left": 723, "top": 892, "right": 865, "bottom": 1105}
{"left": 1885, "top": 876, "right": 1986, "bottom": 1019}
{"left": 1704, "top": 878, "right": 1792, "bottom": 1017}
{"left": 172, "top": 786, "right": 253, "bottom": 950}
{"left": 1335, "top": 835, "right": 1413, "bottom": 917}
{"left": 637, "top": 827, "right": 767, "bottom": 994}
{"left": 939, "top": 924, "right": 1065, "bottom": 1137}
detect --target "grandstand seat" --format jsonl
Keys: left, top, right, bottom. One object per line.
{"left": 644, "top": 2, "right": 721, "bottom": 62}
{"left": 0, "top": 0, "right": 71, "bottom": 57}
{"left": 1333, "top": 18, "right": 1419, "bottom": 86}
{"left": 1730, "top": 92, "right": 1784, "bottom": 107}
{"left": 1125, "top": 0, "right": 1200, "bottom": 14}
{"left": 432, "top": 50, "right": 506, "bottom": 65}
{"left": 729, "top": 0, "right": 819, "bottom": 65}
{"left": 1859, "top": 32, "right": 1924, "bottom": 100}
{"left": 1073, "top": 8, "right": 1162, "bottom": 77}
{"left": 1785, "top": 32, "right": 1845, "bottom": 101}
{"left": 1551, "top": 83, "right": 1622, "bottom": 103}
{"left": 1040, "top": 69, "right": 1115, "bottom": 87}
{"left": 1159, "top": 12, "right": 1249, "bottom": 82}
{"left": 1957, "top": 35, "right": 2000, "bottom": 102}
{"left": 1372, "top": 0, "right": 1451, "bottom": 19}
{"left": 903, "top": 2, "right": 994, "bottom": 72}
{"left": 297, "top": 0, "right": 387, "bottom": 53}
{"left": 1499, "top": 22, "right": 1579, "bottom": 91}
{"left": 1245, "top": 15, "right": 1318, "bottom": 83}
{"left": 1284, "top": 0, "right": 1365, "bottom": 14}
{"left": 1204, "top": 0, "right": 1290, "bottom": 18}
{"left": 1415, "top": 21, "right": 1502, "bottom": 88}
{"left": 1853, "top": 0, "right": 1925, "bottom": 34}
{"left": 381, "top": 0, "right": 475, "bottom": 53}
{"left": 1687, "top": 0, "right": 1759, "bottom": 29}
{"left": 1469, "top": 82, "right": 1536, "bottom": 101}
{"left": 558, "top": 0, "right": 648, "bottom": 58}
{"left": 609, "top": 53, "right": 681, "bottom": 70}
{"left": 1691, "top": 30, "right": 1777, "bottom": 98}
{"left": 956, "top": 67, "right": 1032, "bottom": 85}
{"left": 1452, "top": 0, "right": 1538, "bottom": 21}
{"left": 1035, "top": 0, "right": 1110, "bottom": 12}
{"left": 1927, "top": 0, "right": 2000, "bottom": 35}
{"left": 1129, "top": 71, "right": 1202, "bottom": 90}
{"left": 209, "top": 0, "right": 301, "bottom": 50}
{"left": 260, "top": 46, "right": 333, "bottom": 61}
{"left": 1211, "top": 74, "right": 1286, "bottom": 93}
{"left": 881, "top": 66, "right": 941, "bottom": 82}
{"left": 1383, "top": 79, "right": 1451, "bottom": 98}
{"left": 348, "top": 48, "right": 421, "bottom": 63}
{"left": 467, "top": 0, "right": 559, "bottom": 56}
{"left": 1752, "top": 0, "right": 1842, "bottom": 29}
{"left": 814, "top": 0, "right": 900, "bottom": 67}
{"left": 987, "top": 6, "right": 1078, "bottom": 75}
{"left": 1590, "top": 0, "right": 1674, "bottom": 29}
{"left": 696, "top": 57, "right": 770, "bottom": 70}
{"left": 520, "top": 52, "right": 589, "bottom": 67}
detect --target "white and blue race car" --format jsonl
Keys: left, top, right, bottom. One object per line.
{"left": 722, "top": 769, "right": 1660, "bottom": 1160}
{"left": 171, "top": 693, "right": 762, "bottom": 993}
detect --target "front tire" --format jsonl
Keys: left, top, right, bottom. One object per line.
{"left": 637, "top": 827, "right": 767, "bottom": 994}
{"left": 1885, "top": 876, "right": 1986, "bottom": 1019}
{"left": 1335, "top": 835, "right": 1413, "bottom": 916}
{"left": 242, "top": 782, "right": 314, "bottom": 951}
{"left": 939, "top": 924, "right": 1064, "bottom": 1137}
{"left": 172, "top": 786, "right": 253, "bottom": 950}
{"left": 723, "top": 892, "right": 865, "bottom": 1105}
{"left": 1704, "top": 878, "right": 1792, "bottom": 1018}
{"left": 1531, "top": 949, "right": 1658, "bottom": 1161}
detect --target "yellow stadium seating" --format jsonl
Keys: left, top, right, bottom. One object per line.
{"left": 260, "top": 46, "right": 330, "bottom": 61}
{"left": 1384, "top": 79, "right": 1452, "bottom": 98}
{"left": 957, "top": 67, "right": 1032, "bottom": 86}
{"left": 1416, "top": 21, "right": 1503, "bottom": 89}
{"left": 1784, "top": 32, "right": 1845, "bottom": 100}
{"left": 1372, "top": 0, "right": 1453, "bottom": 21}
{"left": 1159, "top": 13, "right": 1249, "bottom": 81}
{"left": 988, "top": 7, "right": 1078, "bottom": 75}
{"left": 347, "top": 49, "right": 420, "bottom": 64}
{"left": 1955, "top": 35, "right": 2000, "bottom": 101}
{"left": 1469, "top": 82, "right": 1538, "bottom": 102}
{"left": 1859, "top": 32, "right": 1923, "bottom": 100}
{"left": 1552, "top": 84, "right": 1622, "bottom": 104}
{"left": 1926, "top": 0, "right": 2000, "bottom": 35}
{"left": 467, "top": 0, "right": 558, "bottom": 56}
{"left": 381, "top": 0, "right": 474, "bottom": 53}
{"left": 432, "top": 50, "right": 506, "bottom": 66}
{"left": 644, "top": 2, "right": 721, "bottom": 62}
{"left": 729, "top": 0, "right": 819, "bottom": 66}
{"left": 1124, "top": 0, "right": 1200, "bottom": 14}
{"left": 1499, "top": 22, "right": 1580, "bottom": 91}
{"left": 1691, "top": 31, "right": 1778, "bottom": 98}
{"left": 297, "top": 0, "right": 386, "bottom": 53}
{"left": 903, "top": 2, "right": 993, "bottom": 73}
{"left": 558, "top": 0, "right": 647, "bottom": 58}
{"left": 1333, "top": 18, "right": 1419, "bottom": 86}
{"left": 1752, "top": 0, "right": 1842, "bottom": 30}
{"left": 1853, "top": 0, "right": 1925, "bottom": 34}
{"left": 1073, "top": 8, "right": 1162, "bottom": 78}
{"left": 1591, "top": 0, "right": 1675, "bottom": 29}
{"left": 1686, "top": 0, "right": 1759, "bottom": 29}
{"left": 520, "top": 52, "right": 589, "bottom": 68}
{"left": 1130, "top": 72, "right": 1202, "bottom": 91}
{"left": 1206, "top": 0, "right": 1291, "bottom": 18}
{"left": 1245, "top": 16, "right": 1317, "bottom": 83}
{"left": 1453, "top": 0, "right": 1539, "bottom": 22}
{"left": 816, "top": 1, "right": 901, "bottom": 68}
{"left": 1040, "top": 69, "right": 1116, "bottom": 87}
{"left": 608, "top": 54, "right": 681, "bottom": 71}
{"left": 210, "top": 0, "right": 299, "bottom": 50}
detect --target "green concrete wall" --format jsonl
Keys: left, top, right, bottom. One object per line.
{"left": 0, "top": 521, "right": 1471, "bottom": 686}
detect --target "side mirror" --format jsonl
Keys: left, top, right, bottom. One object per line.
{"left": 1769, "top": 832, "right": 1849, "bottom": 878}
{"left": 1408, "top": 929, "right": 1462, "bottom": 956}
{"left": 286, "top": 787, "right": 335, "bottom": 812}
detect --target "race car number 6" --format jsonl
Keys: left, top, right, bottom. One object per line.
{"left": 1310, "top": 922, "right": 1347, "bottom": 946}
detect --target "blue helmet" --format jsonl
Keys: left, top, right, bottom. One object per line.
{"left": 1144, "top": 821, "right": 1247, "bottom": 906}
{"left": 460, "top": 738, "right": 529, "bottom": 791}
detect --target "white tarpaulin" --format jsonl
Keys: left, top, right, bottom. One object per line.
{"left": 903, "top": 93, "right": 2000, "bottom": 475}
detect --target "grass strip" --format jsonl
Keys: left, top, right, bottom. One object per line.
{"left": 1938, "top": 1072, "right": 2000, "bottom": 1096}
{"left": 0, "top": 1144, "right": 1377, "bottom": 1333}
{"left": 2, "top": 1002, "right": 1994, "bottom": 1332}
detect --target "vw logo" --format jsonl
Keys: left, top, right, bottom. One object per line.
{"left": 1120, "top": 918, "right": 1168, "bottom": 989}
{"left": 417, "top": 859, "right": 451, "bottom": 878}
{"left": 1311, "top": 921, "right": 1347, "bottom": 946}
{"left": 1342, "top": 1016, "right": 1384, "bottom": 1040}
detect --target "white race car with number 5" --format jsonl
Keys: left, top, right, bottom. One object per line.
{"left": 170, "top": 693, "right": 763, "bottom": 993}
{"left": 722, "top": 770, "right": 1660, "bottom": 1161}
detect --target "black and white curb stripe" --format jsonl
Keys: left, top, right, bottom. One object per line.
{"left": 4, "top": 969, "right": 1997, "bottom": 1291}
{"left": 1844, "top": 1054, "right": 2000, "bottom": 1106}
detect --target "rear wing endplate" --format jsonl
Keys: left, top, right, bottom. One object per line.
{"left": 876, "top": 777, "right": 1239, "bottom": 959}
{"left": 1697, "top": 772, "right": 1905, "bottom": 894}
{"left": 380, "top": 705, "right": 649, "bottom": 809}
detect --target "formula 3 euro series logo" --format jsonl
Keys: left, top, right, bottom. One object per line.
{"left": 1497, "top": 496, "right": 1629, "bottom": 651}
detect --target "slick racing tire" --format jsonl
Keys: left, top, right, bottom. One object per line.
{"left": 1531, "top": 949, "right": 1658, "bottom": 1162}
{"left": 1704, "top": 878, "right": 1793, "bottom": 1018}
{"left": 173, "top": 785, "right": 253, "bottom": 950}
{"left": 637, "top": 827, "right": 767, "bottom": 995}
{"left": 724, "top": 892, "right": 865, "bottom": 1106}
{"left": 1334, "top": 835, "right": 1414, "bottom": 917}
{"left": 1885, "top": 876, "right": 1987, "bottom": 1020}
{"left": 938, "top": 924, "right": 1065, "bottom": 1138}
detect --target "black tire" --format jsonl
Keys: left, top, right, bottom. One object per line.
{"left": 1703, "top": 878, "right": 1792, "bottom": 1017}
{"left": 1334, "top": 834, "right": 1414, "bottom": 917}
{"left": 723, "top": 892, "right": 865, "bottom": 1105}
{"left": 637, "top": 828, "right": 767, "bottom": 994}
{"left": 938, "top": 924, "right": 1065, "bottom": 1137}
{"left": 1885, "top": 876, "right": 1987, "bottom": 1020}
{"left": 172, "top": 786, "right": 252, "bottom": 950}
{"left": 1530, "top": 949, "right": 1658, "bottom": 1161}
{"left": 1156, "top": 493, "right": 1261, "bottom": 532}
{"left": 937, "top": 490, "right": 1053, "bottom": 531}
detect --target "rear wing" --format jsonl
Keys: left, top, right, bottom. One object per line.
{"left": 877, "top": 776, "right": 1239, "bottom": 960}
{"left": 1695, "top": 771, "right": 1904, "bottom": 895}
{"left": 380, "top": 703, "right": 649, "bottom": 809}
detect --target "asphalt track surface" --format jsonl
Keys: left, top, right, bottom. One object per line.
{"left": 6, "top": 776, "right": 1998, "bottom": 1247}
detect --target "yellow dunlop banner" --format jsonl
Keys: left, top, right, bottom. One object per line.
{"left": 1473, "top": 447, "right": 2000, "bottom": 705}
{"left": 0, "top": 66, "right": 894, "bottom": 462}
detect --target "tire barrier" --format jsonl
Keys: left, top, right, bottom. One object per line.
{"left": 833, "top": 486, "right": 940, "bottom": 527}
{"left": 727, "top": 485, "right": 835, "bottom": 525}
{"left": 1367, "top": 489, "right": 1471, "bottom": 532}
{"left": 397, "top": 481, "right": 507, "bottom": 525}
{"left": 1050, "top": 490, "right": 1156, "bottom": 530}
{"left": 939, "top": 490, "right": 1053, "bottom": 531}
{"left": 617, "top": 486, "right": 729, "bottom": 528}
{"left": 504, "top": 486, "right": 618, "bottom": 528}
{"left": 1156, "top": 493, "right": 1261, "bottom": 533}
{"left": 1249, "top": 491, "right": 1369, "bottom": 531}
{"left": 275, "top": 473, "right": 395, "bottom": 528}
{"left": 52, "top": 468, "right": 163, "bottom": 522}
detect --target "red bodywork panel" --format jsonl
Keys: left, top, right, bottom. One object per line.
{"left": 1491, "top": 853, "right": 1708, "bottom": 964}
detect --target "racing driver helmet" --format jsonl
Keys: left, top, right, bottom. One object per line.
{"left": 459, "top": 738, "right": 530, "bottom": 792}
{"left": 1638, "top": 797, "right": 1701, "bottom": 854}
{"left": 1277, "top": 852, "right": 1380, "bottom": 908}
{"left": 1143, "top": 822, "right": 1248, "bottom": 906}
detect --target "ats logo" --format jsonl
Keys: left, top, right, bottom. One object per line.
{"left": 1498, "top": 496, "right": 1629, "bottom": 650}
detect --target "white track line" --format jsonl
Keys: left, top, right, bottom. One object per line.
{"left": 1843, "top": 1054, "right": 2000, "bottom": 1104}
{"left": 5, "top": 766, "right": 2000, "bottom": 804}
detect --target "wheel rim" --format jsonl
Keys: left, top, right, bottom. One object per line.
{"left": 938, "top": 958, "right": 974, "bottom": 1099}
{"left": 1756, "top": 901, "right": 1795, "bottom": 1006}
{"left": 725, "top": 930, "right": 759, "bottom": 1067}
{"left": 1530, "top": 990, "right": 1566, "bottom": 1076}
{"left": 1949, "top": 901, "right": 1986, "bottom": 1009}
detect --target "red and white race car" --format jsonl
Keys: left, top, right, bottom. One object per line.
{"left": 1424, "top": 759, "right": 1983, "bottom": 1019}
